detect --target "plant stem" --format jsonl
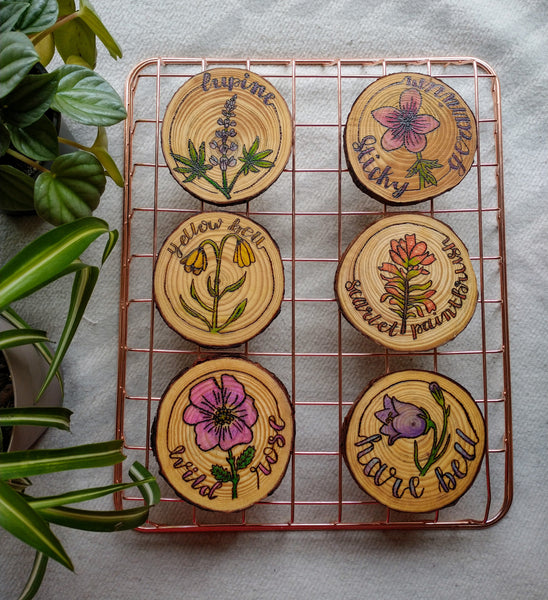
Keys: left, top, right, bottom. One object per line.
{"left": 202, "top": 173, "right": 231, "bottom": 199}
{"left": 58, "top": 137, "right": 88, "bottom": 152}
{"left": 6, "top": 149, "right": 49, "bottom": 174}
{"left": 226, "top": 449, "right": 239, "bottom": 500}
{"left": 31, "top": 11, "right": 81, "bottom": 47}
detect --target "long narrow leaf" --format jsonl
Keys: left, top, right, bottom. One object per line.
{"left": 36, "top": 265, "right": 99, "bottom": 401}
{"left": 18, "top": 551, "right": 49, "bottom": 600}
{"left": 129, "top": 461, "right": 161, "bottom": 506}
{"left": 0, "top": 479, "right": 73, "bottom": 570}
{"left": 37, "top": 505, "right": 150, "bottom": 531}
{"left": 0, "top": 440, "right": 125, "bottom": 480}
{"left": 0, "top": 328, "right": 48, "bottom": 349}
{"left": 1, "top": 307, "right": 63, "bottom": 395}
{"left": 0, "top": 407, "right": 72, "bottom": 430}
{"left": 0, "top": 217, "right": 110, "bottom": 311}
{"left": 28, "top": 478, "right": 157, "bottom": 510}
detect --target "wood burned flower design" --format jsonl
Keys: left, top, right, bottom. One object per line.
{"left": 372, "top": 88, "right": 443, "bottom": 189}
{"left": 379, "top": 233, "right": 437, "bottom": 335}
{"left": 184, "top": 375, "right": 258, "bottom": 499}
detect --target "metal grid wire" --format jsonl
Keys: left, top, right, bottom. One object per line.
{"left": 115, "top": 57, "right": 512, "bottom": 531}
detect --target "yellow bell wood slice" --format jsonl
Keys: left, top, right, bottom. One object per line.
{"left": 342, "top": 369, "right": 485, "bottom": 513}
{"left": 162, "top": 67, "right": 292, "bottom": 205}
{"left": 344, "top": 72, "right": 477, "bottom": 205}
{"left": 152, "top": 356, "right": 294, "bottom": 512}
{"left": 335, "top": 213, "right": 477, "bottom": 352}
{"left": 154, "top": 211, "right": 284, "bottom": 348}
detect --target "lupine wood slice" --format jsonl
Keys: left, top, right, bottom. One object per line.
{"left": 344, "top": 72, "right": 477, "bottom": 205}
{"left": 335, "top": 213, "right": 477, "bottom": 352}
{"left": 152, "top": 356, "right": 294, "bottom": 513}
{"left": 162, "top": 68, "right": 292, "bottom": 205}
{"left": 154, "top": 211, "right": 285, "bottom": 348}
{"left": 342, "top": 369, "right": 485, "bottom": 513}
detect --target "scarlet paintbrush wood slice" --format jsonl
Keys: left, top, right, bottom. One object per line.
{"left": 152, "top": 356, "right": 294, "bottom": 513}
{"left": 344, "top": 72, "right": 477, "bottom": 205}
{"left": 154, "top": 211, "right": 285, "bottom": 348}
{"left": 335, "top": 213, "right": 477, "bottom": 352}
{"left": 342, "top": 370, "right": 486, "bottom": 513}
{"left": 162, "top": 67, "right": 292, "bottom": 205}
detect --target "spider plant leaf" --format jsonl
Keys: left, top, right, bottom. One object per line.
{"left": 0, "top": 407, "right": 72, "bottom": 430}
{"left": 0, "top": 328, "right": 48, "bottom": 349}
{"left": 0, "top": 440, "right": 125, "bottom": 480}
{"left": 37, "top": 505, "right": 150, "bottom": 531}
{"left": 18, "top": 551, "right": 49, "bottom": 600}
{"left": 0, "top": 479, "right": 73, "bottom": 570}
{"left": 129, "top": 461, "right": 161, "bottom": 506}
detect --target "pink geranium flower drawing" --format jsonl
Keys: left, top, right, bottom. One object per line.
{"left": 372, "top": 88, "right": 440, "bottom": 154}
{"left": 371, "top": 88, "right": 443, "bottom": 189}
{"left": 183, "top": 374, "right": 258, "bottom": 499}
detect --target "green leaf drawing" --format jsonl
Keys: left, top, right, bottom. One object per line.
{"left": 236, "top": 446, "right": 255, "bottom": 470}
{"left": 211, "top": 464, "right": 232, "bottom": 483}
{"left": 217, "top": 298, "right": 247, "bottom": 332}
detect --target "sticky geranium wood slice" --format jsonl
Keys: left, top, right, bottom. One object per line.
{"left": 152, "top": 356, "right": 294, "bottom": 513}
{"left": 162, "top": 67, "right": 292, "bottom": 205}
{"left": 335, "top": 213, "right": 477, "bottom": 351}
{"left": 342, "top": 370, "right": 485, "bottom": 513}
{"left": 344, "top": 72, "right": 477, "bottom": 205}
{"left": 154, "top": 211, "right": 284, "bottom": 348}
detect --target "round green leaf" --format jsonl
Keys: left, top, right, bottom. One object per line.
{"left": 54, "top": 16, "right": 97, "bottom": 69}
{"left": 7, "top": 114, "right": 59, "bottom": 161}
{"left": 0, "top": 164, "right": 35, "bottom": 212}
{"left": 13, "top": 0, "right": 58, "bottom": 34}
{"left": 34, "top": 151, "right": 106, "bottom": 225}
{"left": 51, "top": 65, "right": 126, "bottom": 126}
{"left": 1, "top": 71, "right": 58, "bottom": 128}
{"left": 0, "top": 31, "right": 40, "bottom": 98}
{"left": 0, "top": 1, "right": 29, "bottom": 34}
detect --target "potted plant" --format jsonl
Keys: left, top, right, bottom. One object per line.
{"left": 1, "top": 3, "right": 160, "bottom": 598}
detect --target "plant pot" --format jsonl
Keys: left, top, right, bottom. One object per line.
{"left": 0, "top": 317, "right": 63, "bottom": 452}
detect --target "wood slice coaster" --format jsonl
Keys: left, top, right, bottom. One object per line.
{"left": 342, "top": 370, "right": 486, "bottom": 513}
{"left": 344, "top": 72, "right": 477, "bottom": 205}
{"left": 335, "top": 214, "right": 477, "bottom": 352}
{"left": 152, "top": 356, "right": 294, "bottom": 512}
{"left": 154, "top": 212, "right": 284, "bottom": 348}
{"left": 162, "top": 67, "right": 292, "bottom": 205}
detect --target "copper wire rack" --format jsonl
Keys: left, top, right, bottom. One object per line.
{"left": 115, "top": 57, "right": 512, "bottom": 531}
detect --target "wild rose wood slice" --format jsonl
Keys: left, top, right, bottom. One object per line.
{"left": 344, "top": 72, "right": 477, "bottom": 205}
{"left": 342, "top": 369, "right": 486, "bottom": 513}
{"left": 152, "top": 356, "right": 294, "bottom": 513}
{"left": 335, "top": 213, "right": 477, "bottom": 352}
{"left": 154, "top": 211, "right": 284, "bottom": 348}
{"left": 162, "top": 67, "right": 292, "bottom": 205}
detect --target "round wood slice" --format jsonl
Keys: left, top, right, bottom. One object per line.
{"left": 152, "top": 356, "right": 294, "bottom": 512}
{"left": 344, "top": 72, "right": 477, "bottom": 205}
{"left": 335, "top": 213, "right": 477, "bottom": 352}
{"left": 342, "top": 369, "right": 485, "bottom": 513}
{"left": 154, "top": 211, "right": 285, "bottom": 348}
{"left": 162, "top": 67, "right": 292, "bottom": 205}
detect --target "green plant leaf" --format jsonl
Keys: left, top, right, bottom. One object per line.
{"left": 211, "top": 464, "right": 231, "bottom": 483}
{"left": 34, "top": 30, "right": 54, "bottom": 66}
{"left": 0, "top": 121, "right": 10, "bottom": 156}
{"left": 0, "top": 31, "right": 40, "bottom": 98}
{"left": 236, "top": 446, "right": 255, "bottom": 470}
{"left": 34, "top": 150, "right": 106, "bottom": 225}
{"left": 221, "top": 272, "right": 246, "bottom": 295}
{"left": 37, "top": 505, "right": 150, "bottom": 531}
{"left": 18, "top": 551, "right": 49, "bottom": 600}
{"left": 12, "top": 0, "right": 58, "bottom": 34}
{"left": 0, "top": 478, "right": 73, "bottom": 570}
{"left": 0, "top": 1, "right": 28, "bottom": 34}
{"left": 6, "top": 114, "right": 59, "bottom": 161}
{"left": 54, "top": 10, "right": 96, "bottom": 69}
{"left": 218, "top": 298, "right": 247, "bottom": 332}
{"left": 78, "top": 0, "right": 122, "bottom": 60}
{"left": 0, "top": 164, "right": 35, "bottom": 212}
{"left": 0, "top": 216, "right": 111, "bottom": 311}
{"left": 1, "top": 307, "right": 63, "bottom": 394}
{"left": 0, "top": 440, "right": 126, "bottom": 480}
{"left": 1, "top": 70, "right": 58, "bottom": 128}
{"left": 90, "top": 127, "right": 123, "bottom": 186}
{"left": 0, "top": 406, "right": 72, "bottom": 430}
{"left": 0, "top": 327, "right": 48, "bottom": 349}
{"left": 129, "top": 461, "right": 161, "bottom": 506}
{"left": 51, "top": 64, "right": 126, "bottom": 126}
{"left": 36, "top": 264, "right": 99, "bottom": 400}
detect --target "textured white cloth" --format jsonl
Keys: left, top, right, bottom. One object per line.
{"left": 2, "top": 0, "right": 547, "bottom": 598}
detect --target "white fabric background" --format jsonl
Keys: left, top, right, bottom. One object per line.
{"left": 2, "top": 0, "right": 547, "bottom": 598}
